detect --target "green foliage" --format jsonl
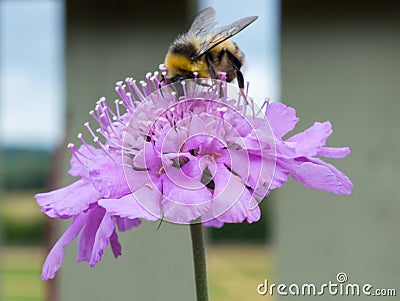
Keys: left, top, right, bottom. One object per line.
{"left": 1, "top": 216, "right": 45, "bottom": 246}
{"left": 0, "top": 147, "right": 52, "bottom": 191}
{"left": 207, "top": 200, "right": 273, "bottom": 244}
{"left": 1, "top": 192, "right": 46, "bottom": 246}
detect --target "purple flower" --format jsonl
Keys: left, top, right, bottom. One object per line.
{"left": 35, "top": 71, "right": 352, "bottom": 279}
{"left": 94, "top": 77, "right": 279, "bottom": 227}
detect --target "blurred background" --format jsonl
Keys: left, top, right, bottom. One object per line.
{"left": 0, "top": 0, "right": 399, "bottom": 300}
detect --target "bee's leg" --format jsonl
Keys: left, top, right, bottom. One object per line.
{"left": 205, "top": 52, "right": 217, "bottom": 79}
{"left": 236, "top": 70, "right": 245, "bottom": 90}
{"left": 225, "top": 50, "right": 244, "bottom": 88}
{"left": 225, "top": 50, "right": 248, "bottom": 103}
{"left": 159, "top": 76, "right": 165, "bottom": 89}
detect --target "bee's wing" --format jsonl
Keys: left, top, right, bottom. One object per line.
{"left": 194, "top": 16, "right": 258, "bottom": 59}
{"left": 188, "top": 7, "right": 218, "bottom": 37}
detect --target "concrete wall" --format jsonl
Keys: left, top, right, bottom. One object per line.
{"left": 278, "top": 0, "right": 400, "bottom": 299}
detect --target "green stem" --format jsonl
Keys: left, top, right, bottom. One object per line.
{"left": 190, "top": 222, "right": 209, "bottom": 301}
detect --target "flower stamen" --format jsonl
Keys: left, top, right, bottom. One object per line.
{"left": 144, "top": 183, "right": 154, "bottom": 190}
{"left": 67, "top": 143, "right": 86, "bottom": 164}
{"left": 93, "top": 137, "right": 115, "bottom": 162}
{"left": 84, "top": 122, "right": 97, "bottom": 140}
{"left": 157, "top": 166, "right": 164, "bottom": 175}
{"left": 77, "top": 133, "right": 96, "bottom": 155}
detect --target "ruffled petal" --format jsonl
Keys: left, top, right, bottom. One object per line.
{"left": 99, "top": 192, "right": 160, "bottom": 221}
{"left": 124, "top": 166, "right": 156, "bottom": 194}
{"left": 68, "top": 144, "right": 101, "bottom": 178}
{"left": 89, "top": 212, "right": 116, "bottom": 267}
{"left": 155, "top": 123, "right": 188, "bottom": 154}
{"left": 88, "top": 158, "right": 130, "bottom": 198}
{"left": 115, "top": 216, "right": 142, "bottom": 231}
{"left": 109, "top": 230, "right": 122, "bottom": 258}
{"left": 308, "top": 157, "right": 353, "bottom": 194}
{"left": 219, "top": 149, "right": 274, "bottom": 193}
{"left": 161, "top": 174, "right": 212, "bottom": 223}
{"left": 69, "top": 144, "right": 130, "bottom": 199}
{"left": 133, "top": 142, "right": 162, "bottom": 172}
{"left": 184, "top": 135, "right": 225, "bottom": 155}
{"left": 265, "top": 102, "right": 299, "bottom": 138}
{"left": 275, "top": 140, "right": 297, "bottom": 159}
{"left": 217, "top": 190, "right": 261, "bottom": 224}
{"left": 163, "top": 158, "right": 207, "bottom": 191}
{"left": 41, "top": 214, "right": 87, "bottom": 280}
{"left": 35, "top": 180, "right": 101, "bottom": 218}
{"left": 219, "top": 149, "right": 250, "bottom": 180}
{"left": 211, "top": 163, "right": 256, "bottom": 222}
{"left": 287, "top": 121, "right": 332, "bottom": 157}
{"left": 280, "top": 157, "right": 353, "bottom": 195}
{"left": 318, "top": 146, "right": 350, "bottom": 158}
{"left": 202, "top": 218, "right": 224, "bottom": 228}
{"left": 76, "top": 206, "right": 105, "bottom": 263}
{"left": 270, "top": 163, "right": 289, "bottom": 190}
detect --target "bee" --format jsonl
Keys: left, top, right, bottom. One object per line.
{"left": 164, "top": 7, "right": 258, "bottom": 89}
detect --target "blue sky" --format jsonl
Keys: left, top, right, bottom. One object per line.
{"left": 0, "top": 0, "right": 64, "bottom": 149}
{"left": 199, "top": 0, "right": 281, "bottom": 104}
{"left": 0, "top": 0, "right": 279, "bottom": 149}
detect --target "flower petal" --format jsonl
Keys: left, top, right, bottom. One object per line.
{"left": 77, "top": 206, "right": 105, "bottom": 263}
{"left": 217, "top": 190, "right": 261, "bottom": 224}
{"left": 202, "top": 218, "right": 224, "bottom": 228}
{"left": 41, "top": 214, "right": 87, "bottom": 280}
{"left": 99, "top": 191, "right": 160, "bottom": 221}
{"left": 270, "top": 163, "right": 289, "bottom": 190}
{"left": 124, "top": 165, "right": 157, "bottom": 194}
{"left": 275, "top": 140, "right": 297, "bottom": 159}
{"left": 318, "top": 146, "right": 351, "bottom": 158}
{"left": 161, "top": 174, "right": 212, "bottom": 223}
{"left": 155, "top": 123, "right": 188, "bottom": 154}
{"left": 115, "top": 216, "right": 142, "bottom": 231}
{"left": 220, "top": 149, "right": 274, "bottom": 193}
{"left": 280, "top": 157, "right": 353, "bottom": 195}
{"left": 266, "top": 102, "right": 299, "bottom": 138}
{"left": 68, "top": 144, "right": 101, "bottom": 178}
{"left": 133, "top": 142, "right": 162, "bottom": 172}
{"left": 184, "top": 135, "right": 225, "bottom": 155}
{"left": 69, "top": 144, "right": 130, "bottom": 199}
{"left": 287, "top": 121, "right": 332, "bottom": 157}
{"left": 211, "top": 163, "right": 257, "bottom": 222}
{"left": 88, "top": 158, "right": 130, "bottom": 199}
{"left": 109, "top": 230, "right": 122, "bottom": 258}
{"left": 89, "top": 212, "right": 116, "bottom": 267}
{"left": 308, "top": 157, "right": 353, "bottom": 194}
{"left": 35, "top": 180, "right": 101, "bottom": 218}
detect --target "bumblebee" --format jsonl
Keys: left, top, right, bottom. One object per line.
{"left": 164, "top": 7, "right": 258, "bottom": 89}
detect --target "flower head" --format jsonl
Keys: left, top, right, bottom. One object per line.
{"left": 35, "top": 70, "right": 352, "bottom": 279}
